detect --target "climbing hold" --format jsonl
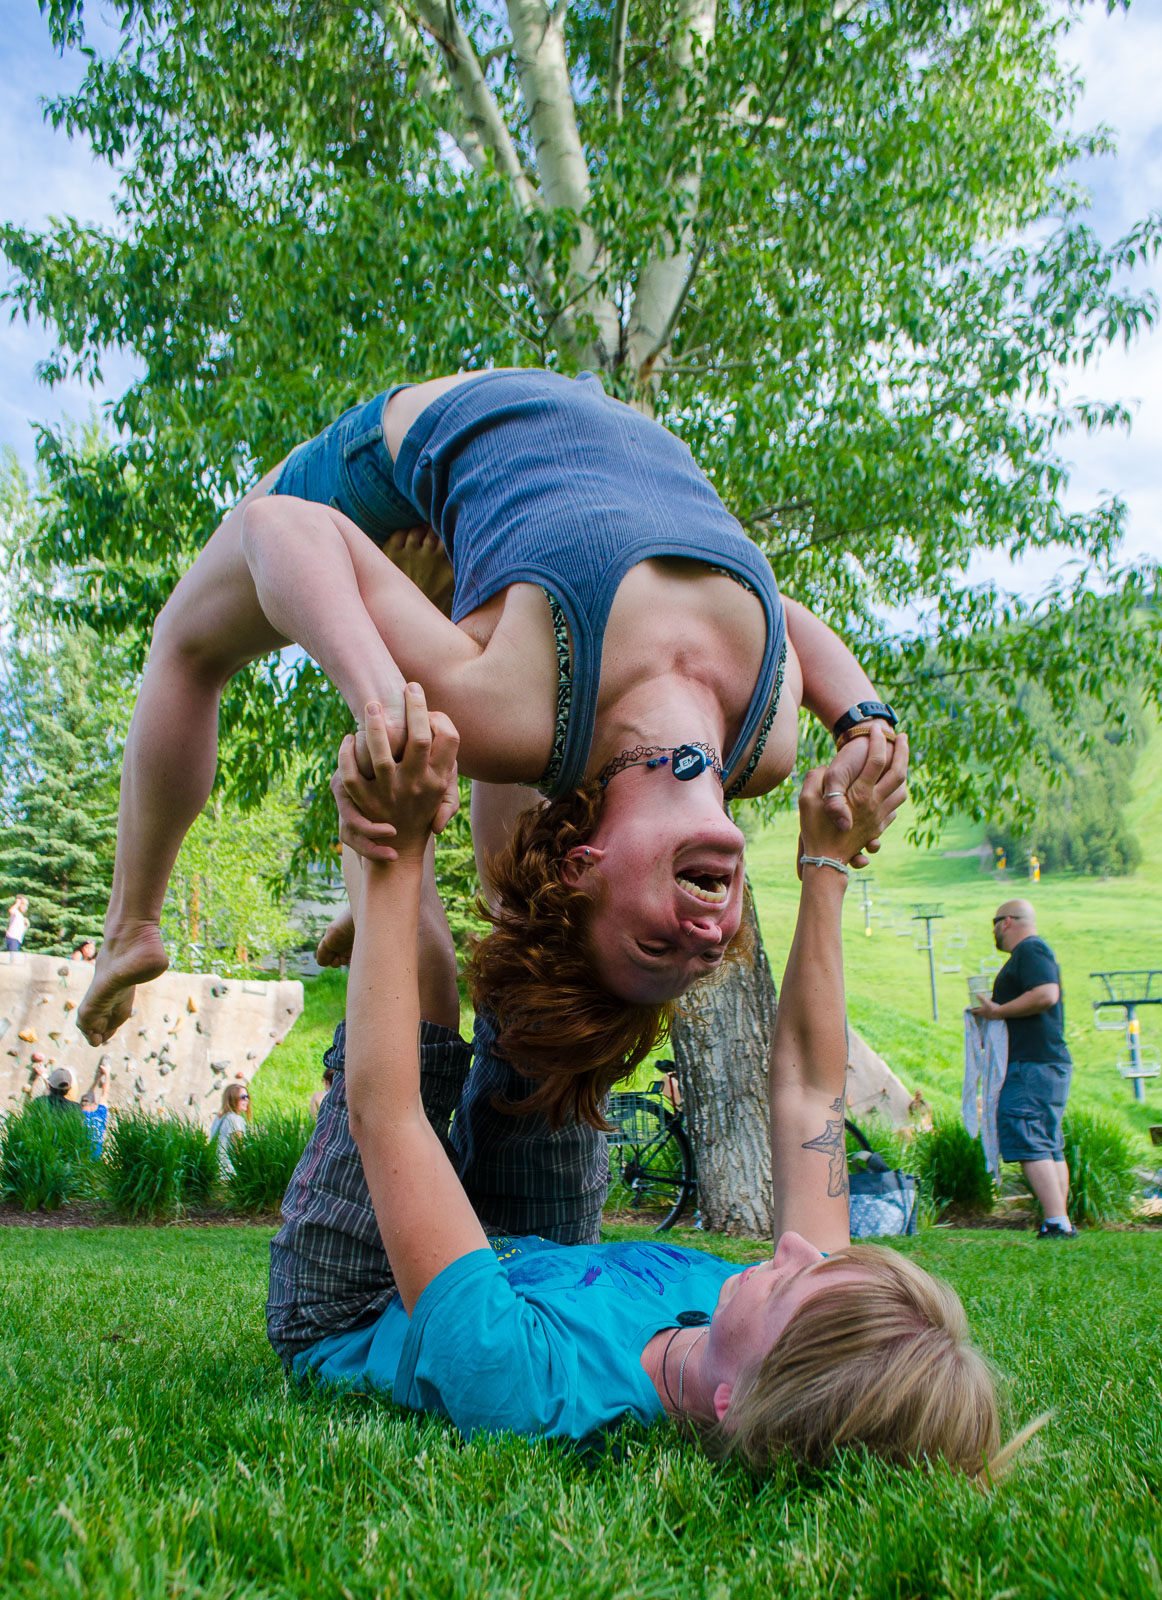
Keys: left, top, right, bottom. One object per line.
{"left": 63, "top": 999, "right": 77, "bottom": 1012}
{"left": 18, "top": 1028, "right": 37, "bottom": 1043}
{"left": 187, "top": 996, "right": 198, "bottom": 1013}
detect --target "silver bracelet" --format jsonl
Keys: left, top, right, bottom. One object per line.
{"left": 799, "top": 854, "right": 851, "bottom": 878}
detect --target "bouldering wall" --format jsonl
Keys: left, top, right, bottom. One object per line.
{"left": 846, "top": 1028, "right": 914, "bottom": 1129}
{"left": 0, "top": 952, "right": 303, "bottom": 1122}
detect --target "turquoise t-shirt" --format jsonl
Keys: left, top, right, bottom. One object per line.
{"left": 294, "top": 1236, "right": 740, "bottom": 1442}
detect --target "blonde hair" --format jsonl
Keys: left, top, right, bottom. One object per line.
{"left": 722, "top": 1246, "right": 1004, "bottom": 1477}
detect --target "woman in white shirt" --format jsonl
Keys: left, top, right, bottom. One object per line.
{"left": 209, "top": 1082, "right": 251, "bottom": 1177}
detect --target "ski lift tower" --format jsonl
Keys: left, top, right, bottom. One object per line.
{"left": 912, "top": 904, "right": 945, "bottom": 1023}
{"left": 1092, "top": 969, "right": 1162, "bottom": 1104}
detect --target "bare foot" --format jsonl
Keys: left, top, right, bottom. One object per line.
{"left": 382, "top": 526, "right": 456, "bottom": 616}
{"left": 78, "top": 922, "right": 170, "bottom": 1045}
{"left": 316, "top": 907, "right": 355, "bottom": 968}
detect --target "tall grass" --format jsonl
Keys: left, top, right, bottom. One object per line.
{"left": 227, "top": 1111, "right": 313, "bottom": 1213}
{"left": 1039, "top": 1107, "right": 1140, "bottom": 1226}
{"left": 908, "top": 1116, "right": 996, "bottom": 1217}
{"left": 103, "top": 1109, "right": 217, "bottom": 1219}
{"left": 0, "top": 1101, "right": 98, "bottom": 1211}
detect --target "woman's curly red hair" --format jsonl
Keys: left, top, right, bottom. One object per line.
{"left": 466, "top": 784, "right": 752, "bottom": 1131}
{"left": 465, "top": 783, "right": 671, "bottom": 1130}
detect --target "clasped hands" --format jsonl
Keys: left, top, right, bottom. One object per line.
{"left": 332, "top": 686, "right": 461, "bottom": 864}
{"left": 798, "top": 725, "right": 909, "bottom": 876}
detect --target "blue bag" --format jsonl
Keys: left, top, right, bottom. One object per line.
{"left": 846, "top": 1119, "right": 918, "bottom": 1238}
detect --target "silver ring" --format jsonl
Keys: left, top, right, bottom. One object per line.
{"left": 825, "top": 790, "right": 846, "bottom": 798}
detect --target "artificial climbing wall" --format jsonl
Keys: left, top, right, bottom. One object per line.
{"left": 0, "top": 952, "right": 303, "bottom": 1121}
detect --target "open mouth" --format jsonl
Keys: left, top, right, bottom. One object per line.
{"left": 675, "top": 872, "right": 730, "bottom": 906}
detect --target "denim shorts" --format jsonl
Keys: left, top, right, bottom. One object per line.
{"left": 996, "top": 1059, "right": 1072, "bottom": 1162}
{"left": 270, "top": 388, "right": 421, "bottom": 544}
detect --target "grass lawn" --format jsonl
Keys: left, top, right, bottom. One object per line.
{"left": 4, "top": 1222, "right": 1161, "bottom": 1599}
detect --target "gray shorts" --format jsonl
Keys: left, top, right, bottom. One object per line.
{"left": 996, "top": 1059, "right": 1072, "bottom": 1162}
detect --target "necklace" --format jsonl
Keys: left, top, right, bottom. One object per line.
{"left": 660, "top": 1325, "right": 711, "bottom": 1416}
{"left": 597, "top": 743, "right": 724, "bottom": 789}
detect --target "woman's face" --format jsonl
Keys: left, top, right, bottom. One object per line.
{"left": 569, "top": 801, "right": 747, "bottom": 1002}
{"left": 705, "top": 1233, "right": 866, "bottom": 1413}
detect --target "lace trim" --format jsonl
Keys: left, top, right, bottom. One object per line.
{"left": 725, "top": 639, "right": 786, "bottom": 801}
{"left": 528, "top": 588, "right": 572, "bottom": 793}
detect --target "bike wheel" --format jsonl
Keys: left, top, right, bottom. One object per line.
{"left": 605, "top": 1092, "right": 696, "bottom": 1232}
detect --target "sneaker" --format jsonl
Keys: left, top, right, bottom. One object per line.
{"left": 1036, "top": 1221, "right": 1079, "bottom": 1241}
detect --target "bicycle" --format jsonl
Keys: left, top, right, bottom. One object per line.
{"left": 605, "top": 1070, "right": 697, "bottom": 1232}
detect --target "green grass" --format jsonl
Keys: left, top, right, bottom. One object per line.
{"left": 250, "top": 968, "right": 348, "bottom": 1117}
{"left": 3, "top": 1223, "right": 1161, "bottom": 1599}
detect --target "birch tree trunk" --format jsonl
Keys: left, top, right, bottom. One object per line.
{"left": 670, "top": 888, "right": 777, "bottom": 1236}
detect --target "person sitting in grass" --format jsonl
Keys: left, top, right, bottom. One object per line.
{"left": 270, "top": 694, "right": 1011, "bottom": 1474}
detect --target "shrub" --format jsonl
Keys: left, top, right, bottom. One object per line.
{"left": 1021, "top": 1107, "right": 1139, "bottom": 1227}
{"left": 909, "top": 1116, "right": 995, "bottom": 1218}
{"left": 227, "top": 1112, "right": 313, "bottom": 1213}
{"left": 845, "top": 1113, "right": 906, "bottom": 1166}
{"left": 104, "top": 1109, "right": 217, "bottom": 1219}
{"left": 0, "top": 1101, "right": 98, "bottom": 1211}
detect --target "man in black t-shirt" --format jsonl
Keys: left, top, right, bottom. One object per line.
{"left": 972, "top": 899, "right": 1076, "bottom": 1239}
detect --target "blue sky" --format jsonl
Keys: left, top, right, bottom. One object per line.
{"left": 2, "top": 1, "right": 1160, "bottom": 594}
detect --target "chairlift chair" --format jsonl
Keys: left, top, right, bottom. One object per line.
{"left": 1094, "top": 1004, "right": 1130, "bottom": 1033}
{"left": 1115, "top": 1045, "right": 1161, "bottom": 1081}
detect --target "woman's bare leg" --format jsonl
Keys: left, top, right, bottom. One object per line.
{"left": 79, "top": 495, "right": 424, "bottom": 1046}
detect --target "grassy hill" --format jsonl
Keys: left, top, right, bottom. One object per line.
{"left": 255, "top": 724, "right": 1162, "bottom": 1154}
{"left": 747, "top": 718, "right": 1162, "bottom": 1153}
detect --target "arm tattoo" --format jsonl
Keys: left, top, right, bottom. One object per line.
{"left": 801, "top": 1094, "right": 848, "bottom": 1199}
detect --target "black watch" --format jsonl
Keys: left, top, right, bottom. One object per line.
{"left": 832, "top": 701, "right": 898, "bottom": 739}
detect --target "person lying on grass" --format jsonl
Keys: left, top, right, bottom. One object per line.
{"left": 80, "top": 367, "right": 901, "bottom": 1134}
{"left": 278, "top": 693, "right": 1007, "bottom": 1473}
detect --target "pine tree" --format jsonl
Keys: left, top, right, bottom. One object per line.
{"left": 0, "top": 630, "right": 124, "bottom": 953}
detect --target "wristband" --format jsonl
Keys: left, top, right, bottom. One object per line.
{"left": 834, "top": 722, "right": 899, "bottom": 752}
{"left": 799, "top": 854, "right": 851, "bottom": 878}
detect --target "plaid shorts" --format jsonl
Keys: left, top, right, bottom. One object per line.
{"left": 266, "top": 1016, "right": 607, "bottom": 1364}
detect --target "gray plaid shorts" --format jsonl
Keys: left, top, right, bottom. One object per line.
{"left": 266, "top": 1015, "right": 608, "bottom": 1364}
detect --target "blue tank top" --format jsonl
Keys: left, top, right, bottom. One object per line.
{"left": 392, "top": 371, "right": 786, "bottom": 797}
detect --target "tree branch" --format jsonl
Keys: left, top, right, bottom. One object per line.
{"left": 608, "top": 0, "right": 630, "bottom": 125}
{"left": 636, "top": 36, "right": 804, "bottom": 380}
{"left": 506, "top": 0, "right": 619, "bottom": 361}
{"left": 405, "top": 0, "right": 542, "bottom": 216}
